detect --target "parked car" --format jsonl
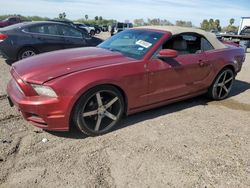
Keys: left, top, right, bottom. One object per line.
{"left": 86, "top": 24, "right": 102, "bottom": 34}
{"left": 216, "top": 35, "right": 240, "bottom": 47}
{"left": 225, "top": 31, "right": 237, "bottom": 35}
{"left": 0, "top": 21, "right": 103, "bottom": 64}
{"left": 101, "top": 25, "right": 108, "bottom": 32}
{"left": 48, "top": 19, "right": 89, "bottom": 34}
{"left": 210, "top": 29, "right": 219, "bottom": 34}
{"left": 240, "top": 26, "right": 250, "bottom": 36}
{"left": 74, "top": 23, "right": 96, "bottom": 36}
{"left": 0, "top": 16, "right": 23, "bottom": 28}
{"left": 110, "top": 22, "right": 133, "bottom": 36}
{"left": 7, "top": 26, "right": 245, "bottom": 136}
{"left": 48, "top": 19, "right": 88, "bottom": 34}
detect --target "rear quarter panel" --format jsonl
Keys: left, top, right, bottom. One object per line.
{"left": 205, "top": 46, "right": 245, "bottom": 86}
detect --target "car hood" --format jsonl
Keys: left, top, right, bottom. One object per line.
{"left": 12, "top": 47, "right": 133, "bottom": 84}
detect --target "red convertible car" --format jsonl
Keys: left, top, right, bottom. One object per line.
{"left": 7, "top": 26, "right": 245, "bottom": 136}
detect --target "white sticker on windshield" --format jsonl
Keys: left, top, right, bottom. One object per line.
{"left": 136, "top": 40, "right": 152, "bottom": 48}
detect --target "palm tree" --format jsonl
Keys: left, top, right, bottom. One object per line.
{"left": 59, "top": 12, "right": 66, "bottom": 19}
{"left": 62, "top": 12, "right": 66, "bottom": 19}
{"left": 229, "top": 18, "right": 235, "bottom": 26}
{"left": 85, "top": 14, "right": 88, "bottom": 20}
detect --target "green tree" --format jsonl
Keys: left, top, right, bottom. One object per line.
{"left": 176, "top": 20, "right": 192, "bottom": 27}
{"left": 160, "top": 19, "right": 173, "bottom": 26}
{"left": 85, "top": 14, "right": 88, "bottom": 20}
{"left": 94, "top": 16, "right": 98, "bottom": 21}
{"left": 200, "top": 18, "right": 221, "bottom": 31}
{"left": 209, "top": 19, "right": 215, "bottom": 30}
{"left": 229, "top": 18, "right": 235, "bottom": 25}
{"left": 200, "top": 19, "right": 209, "bottom": 30}
{"left": 209, "top": 19, "right": 214, "bottom": 25}
{"left": 134, "top": 18, "right": 145, "bottom": 26}
{"left": 58, "top": 12, "right": 66, "bottom": 19}
{"left": 63, "top": 12, "right": 66, "bottom": 18}
{"left": 59, "top": 13, "right": 63, "bottom": 19}
{"left": 214, "top": 19, "right": 221, "bottom": 31}
{"left": 223, "top": 18, "right": 237, "bottom": 33}
{"left": 74, "top": 17, "right": 116, "bottom": 26}
{"left": 147, "top": 18, "right": 160, "bottom": 25}
{"left": 99, "top": 16, "right": 103, "bottom": 21}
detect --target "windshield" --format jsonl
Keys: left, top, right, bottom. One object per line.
{"left": 98, "top": 29, "right": 164, "bottom": 59}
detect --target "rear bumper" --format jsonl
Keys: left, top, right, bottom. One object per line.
{"left": 0, "top": 50, "right": 15, "bottom": 65}
{"left": 0, "top": 49, "right": 9, "bottom": 59}
{"left": 7, "top": 79, "right": 72, "bottom": 131}
{"left": 0, "top": 40, "right": 18, "bottom": 63}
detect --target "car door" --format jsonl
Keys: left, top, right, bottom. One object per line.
{"left": 147, "top": 33, "right": 212, "bottom": 104}
{"left": 173, "top": 51, "right": 211, "bottom": 93}
{"left": 167, "top": 34, "right": 213, "bottom": 93}
{"left": 26, "top": 24, "right": 65, "bottom": 52}
{"left": 57, "top": 25, "right": 87, "bottom": 48}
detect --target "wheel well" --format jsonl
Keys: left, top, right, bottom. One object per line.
{"left": 69, "top": 84, "right": 128, "bottom": 129}
{"left": 17, "top": 46, "right": 39, "bottom": 58}
{"left": 109, "top": 84, "right": 128, "bottom": 114}
{"left": 83, "top": 84, "right": 128, "bottom": 111}
{"left": 209, "top": 64, "right": 237, "bottom": 95}
{"left": 223, "top": 64, "right": 236, "bottom": 75}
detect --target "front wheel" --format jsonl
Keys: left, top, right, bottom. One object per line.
{"left": 72, "top": 85, "right": 124, "bottom": 136}
{"left": 207, "top": 68, "right": 235, "bottom": 100}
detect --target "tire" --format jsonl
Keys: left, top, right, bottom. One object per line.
{"left": 18, "top": 47, "right": 37, "bottom": 60}
{"left": 96, "top": 29, "right": 100, "bottom": 34}
{"left": 207, "top": 68, "right": 235, "bottom": 100}
{"left": 90, "top": 30, "right": 95, "bottom": 36}
{"left": 72, "top": 85, "right": 124, "bottom": 136}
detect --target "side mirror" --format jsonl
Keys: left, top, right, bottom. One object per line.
{"left": 157, "top": 49, "right": 178, "bottom": 58}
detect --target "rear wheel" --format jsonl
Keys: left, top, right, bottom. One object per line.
{"left": 90, "top": 30, "right": 95, "bottom": 36}
{"left": 73, "top": 85, "right": 124, "bottom": 136}
{"left": 96, "top": 29, "right": 101, "bottom": 34}
{"left": 18, "top": 47, "right": 37, "bottom": 60}
{"left": 207, "top": 68, "right": 234, "bottom": 100}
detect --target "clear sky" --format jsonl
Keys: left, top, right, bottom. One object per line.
{"left": 1, "top": 0, "right": 250, "bottom": 26}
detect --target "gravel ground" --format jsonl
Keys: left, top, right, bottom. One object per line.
{"left": 0, "top": 33, "right": 249, "bottom": 187}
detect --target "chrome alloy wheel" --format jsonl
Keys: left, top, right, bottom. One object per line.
{"left": 80, "top": 90, "right": 123, "bottom": 133}
{"left": 212, "top": 69, "right": 234, "bottom": 100}
{"left": 21, "top": 50, "right": 36, "bottom": 59}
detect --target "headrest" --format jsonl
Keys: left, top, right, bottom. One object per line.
{"left": 173, "top": 40, "right": 187, "bottom": 51}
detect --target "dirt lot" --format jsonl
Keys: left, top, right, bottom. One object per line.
{"left": 0, "top": 34, "right": 249, "bottom": 187}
